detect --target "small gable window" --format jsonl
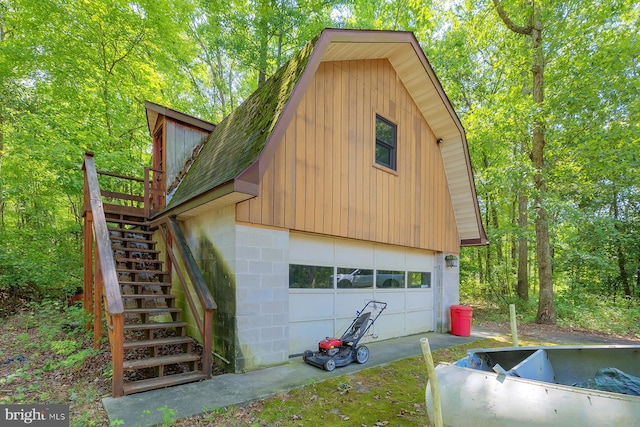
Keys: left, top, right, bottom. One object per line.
{"left": 375, "top": 115, "right": 397, "bottom": 170}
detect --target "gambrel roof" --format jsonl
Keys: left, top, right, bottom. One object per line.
{"left": 159, "top": 28, "right": 487, "bottom": 246}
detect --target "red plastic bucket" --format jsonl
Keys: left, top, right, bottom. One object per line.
{"left": 450, "top": 305, "right": 473, "bottom": 337}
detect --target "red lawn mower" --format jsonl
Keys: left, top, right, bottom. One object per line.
{"left": 303, "top": 300, "right": 387, "bottom": 371}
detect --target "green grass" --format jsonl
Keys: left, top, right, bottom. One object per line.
{"left": 176, "top": 336, "right": 531, "bottom": 427}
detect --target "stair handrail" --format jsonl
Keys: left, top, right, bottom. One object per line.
{"left": 82, "top": 152, "right": 125, "bottom": 397}
{"left": 156, "top": 216, "right": 216, "bottom": 378}
{"left": 144, "top": 166, "right": 165, "bottom": 218}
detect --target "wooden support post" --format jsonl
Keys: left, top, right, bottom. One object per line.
{"left": 203, "top": 310, "right": 213, "bottom": 378}
{"left": 144, "top": 167, "right": 150, "bottom": 219}
{"left": 83, "top": 213, "right": 94, "bottom": 330}
{"left": 110, "top": 313, "right": 125, "bottom": 397}
{"left": 421, "top": 338, "right": 443, "bottom": 427}
{"left": 510, "top": 304, "right": 519, "bottom": 347}
{"left": 94, "top": 246, "right": 103, "bottom": 350}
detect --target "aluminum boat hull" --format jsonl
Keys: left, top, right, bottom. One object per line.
{"left": 426, "top": 345, "right": 640, "bottom": 426}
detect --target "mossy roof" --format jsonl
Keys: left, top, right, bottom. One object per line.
{"left": 166, "top": 35, "right": 319, "bottom": 210}
{"left": 160, "top": 28, "right": 486, "bottom": 245}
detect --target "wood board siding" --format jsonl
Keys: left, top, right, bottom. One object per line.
{"left": 237, "top": 59, "right": 460, "bottom": 253}
{"left": 165, "top": 120, "right": 209, "bottom": 191}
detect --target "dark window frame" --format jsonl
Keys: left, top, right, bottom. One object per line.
{"left": 375, "top": 115, "right": 397, "bottom": 170}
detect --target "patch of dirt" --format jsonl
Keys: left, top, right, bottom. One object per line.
{"left": 477, "top": 320, "right": 640, "bottom": 345}
{"left": 0, "top": 320, "right": 112, "bottom": 426}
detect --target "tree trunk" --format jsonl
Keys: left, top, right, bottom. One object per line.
{"left": 612, "top": 190, "right": 631, "bottom": 296}
{"left": 484, "top": 156, "right": 503, "bottom": 266}
{"left": 493, "top": 0, "right": 555, "bottom": 323}
{"left": 0, "top": 11, "right": 5, "bottom": 228}
{"left": 215, "top": 49, "right": 227, "bottom": 109}
{"left": 257, "top": 0, "right": 269, "bottom": 87}
{"left": 483, "top": 197, "right": 492, "bottom": 287}
{"left": 517, "top": 191, "right": 529, "bottom": 300}
{"left": 634, "top": 257, "right": 640, "bottom": 298}
{"left": 0, "top": 111, "right": 4, "bottom": 228}
{"left": 530, "top": 7, "right": 555, "bottom": 324}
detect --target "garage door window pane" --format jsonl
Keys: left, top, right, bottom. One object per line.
{"left": 376, "top": 270, "right": 405, "bottom": 288}
{"left": 336, "top": 268, "right": 374, "bottom": 288}
{"left": 289, "top": 264, "right": 333, "bottom": 289}
{"left": 408, "top": 272, "right": 431, "bottom": 288}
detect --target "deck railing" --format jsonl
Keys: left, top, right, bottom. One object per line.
{"left": 154, "top": 217, "right": 216, "bottom": 378}
{"left": 82, "top": 152, "right": 216, "bottom": 396}
{"left": 82, "top": 153, "right": 125, "bottom": 397}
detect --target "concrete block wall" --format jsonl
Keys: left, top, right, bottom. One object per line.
{"left": 182, "top": 206, "right": 238, "bottom": 370}
{"left": 235, "top": 224, "right": 290, "bottom": 370}
{"left": 181, "top": 206, "right": 290, "bottom": 372}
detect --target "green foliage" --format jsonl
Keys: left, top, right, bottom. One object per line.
{"left": 554, "top": 292, "right": 640, "bottom": 336}
{"left": 466, "top": 293, "right": 640, "bottom": 337}
{"left": 0, "top": 0, "right": 342, "bottom": 309}
{"left": 0, "top": 299, "right": 106, "bottom": 426}
{"left": 6, "top": 300, "right": 98, "bottom": 373}
{"left": 0, "top": 0, "right": 638, "bottom": 330}
{"left": 44, "top": 348, "right": 98, "bottom": 371}
{"left": 50, "top": 339, "right": 79, "bottom": 356}
{"left": 446, "top": 0, "right": 640, "bottom": 311}
{"left": 157, "top": 405, "right": 177, "bottom": 427}
{"left": 139, "top": 405, "right": 177, "bottom": 427}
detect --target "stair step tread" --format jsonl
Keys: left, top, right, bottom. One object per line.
{"left": 123, "top": 371, "right": 205, "bottom": 395}
{"left": 110, "top": 235, "right": 155, "bottom": 242}
{"left": 112, "top": 246, "right": 160, "bottom": 254}
{"left": 124, "top": 321, "right": 188, "bottom": 331}
{"left": 121, "top": 294, "right": 176, "bottom": 299}
{"left": 114, "top": 257, "right": 163, "bottom": 263}
{"left": 119, "top": 283, "right": 172, "bottom": 288}
{"left": 123, "top": 336, "right": 195, "bottom": 350}
{"left": 105, "top": 217, "right": 146, "bottom": 225}
{"left": 124, "top": 307, "right": 181, "bottom": 314}
{"left": 103, "top": 204, "right": 145, "bottom": 215}
{"left": 124, "top": 353, "right": 201, "bottom": 370}
{"left": 106, "top": 220, "right": 146, "bottom": 226}
{"left": 108, "top": 227, "right": 153, "bottom": 235}
{"left": 116, "top": 268, "right": 168, "bottom": 275}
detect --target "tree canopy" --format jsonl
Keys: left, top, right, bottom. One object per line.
{"left": 1, "top": 0, "right": 638, "bottom": 325}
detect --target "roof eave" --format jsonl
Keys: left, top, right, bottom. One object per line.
{"left": 144, "top": 100, "right": 216, "bottom": 136}
{"left": 151, "top": 180, "right": 257, "bottom": 222}
{"left": 461, "top": 237, "right": 489, "bottom": 247}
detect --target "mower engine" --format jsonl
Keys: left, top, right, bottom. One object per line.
{"left": 319, "top": 338, "right": 343, "bottom": 356}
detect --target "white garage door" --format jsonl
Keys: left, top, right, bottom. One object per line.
{"left": 288, "top": 232, "right": 435, "bottom": 355}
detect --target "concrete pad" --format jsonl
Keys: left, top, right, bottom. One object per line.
{"left": 103, "top": 329, "right": 500, "bottom": 426}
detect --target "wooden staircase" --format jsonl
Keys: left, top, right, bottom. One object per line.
{"left": 83, "top": 153, "right": 215, "bottom": 397}
{"left": 105, "top": 210, "right": 206, "bottom": 395}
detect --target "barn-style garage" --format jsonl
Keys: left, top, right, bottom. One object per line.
{"left": 144, "top": 28, "right": 486, "bottom": 373}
